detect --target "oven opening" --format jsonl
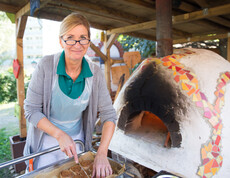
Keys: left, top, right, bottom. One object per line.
{"left": 125, "top": 111, "right": 171, "bottom": 148}
{"left": 115, "top": 61, "right": 186, "bottom": 148}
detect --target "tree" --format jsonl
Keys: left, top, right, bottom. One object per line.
{"left": 174, "top": 39, "right": 227, "bottom": 60}
{"left": 0, "top": 11, "right": 16, "bottom": 67}
{"left": 117, "top": 34, "right": 227, "bottom": 60}
{"left": 117, "top": 34, "right": 156, "bottom": 58}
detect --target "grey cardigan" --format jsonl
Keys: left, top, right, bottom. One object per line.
{"left": 23, "top": 52, "right": 117, "bottom": 160}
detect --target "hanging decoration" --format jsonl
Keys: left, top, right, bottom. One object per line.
{"left": 13, "top": 59, "right": 20, "bottom": 79}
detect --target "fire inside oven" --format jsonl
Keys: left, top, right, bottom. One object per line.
{"left": 116, "top": 62, "right": 188, "bottom": 148}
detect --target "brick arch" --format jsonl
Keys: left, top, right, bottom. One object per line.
{"left": 96, "top": 40, "right": 124, "bottom": 58}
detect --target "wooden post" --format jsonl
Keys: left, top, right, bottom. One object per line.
{"left": 104, "top": 33, "right": 112, "bottom": 93}
{"left": 228, "top": 35, "right": 230, "bottom": 62}
{"left": 156, "top": 0, "right": 173, "bottom": 57}
{"left": 16, "top": 16, "right": 27, "bottom": 139}
{"left": 103, "top": 33, "right": 118, "bottom": 94}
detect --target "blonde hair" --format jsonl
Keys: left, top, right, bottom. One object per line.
{"left": 59, "top": 13, "right": 90, "bottom": 38}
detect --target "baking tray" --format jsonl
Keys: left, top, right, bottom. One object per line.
{"left": 18, "top": 151, "right": 125, "bottom": 178}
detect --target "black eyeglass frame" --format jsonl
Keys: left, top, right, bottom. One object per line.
{"left": 61, "top": 37, "right": 91, "bottom": 46}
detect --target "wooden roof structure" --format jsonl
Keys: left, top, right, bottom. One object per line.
{"left": 0, "top": 0, "right": 230, "bottom": 138}
{"left": 1, "top": 0, "right": 230, "bottom": 43}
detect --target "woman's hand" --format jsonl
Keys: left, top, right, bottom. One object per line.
{"left": 37, "top": 118, "right": 79, "bottom": 163}
{"left": 92, "top": 152, "right": 112, "bottom": 178}
{"left": 56, "top": 131, "right": 79, "bottom": 163}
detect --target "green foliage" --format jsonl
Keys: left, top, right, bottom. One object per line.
{"left": 0, "top": 69, "right": 30, "bottom": 104}
{"left": 117, "top": 34, "right": 156, "bottom": 58}
{"left": 0, "top": 128, "right": 12, "bottom": 162}
{"left": 0, "top": 128, "right": 16, "bottom": 177}
{"left": 0, "top": 11, "right": 16, "bottom": 66}
{"left": 0, "top": 70, "right": 17, "bottom": 104}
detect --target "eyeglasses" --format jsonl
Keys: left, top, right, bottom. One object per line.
{"left": 61, "top": 37, "right": 90, "bottom": 45}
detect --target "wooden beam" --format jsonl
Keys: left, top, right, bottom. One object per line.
{"left": 15, "top": 2, "right": 30, "bottom": 20}
{"left": 156, "top": 0, "right": 173, "bottom": 57}
{"left": 32, "top": 10, "right": 157, "bottom": 41}
{"left": 16, "top": 0, "right": 52, "bottom": 19}
{"left": 209, "top": 17, "right": 230, "bottom": 29}
{"left": 16, "top": 17, "right": 28, "bottom": 138}
{"left": 106, "top": 33, "right": 119, "bottom": 49}
{"left": 90, "top": 42, "right": 107, "bottom": 62}
{"left": 193, "top": 0, "right": 209, "bottom": 8}
{"left": 48, "top": 2, "right": 189, "bottom": 40}
{"left": 0, "top": 2, "right": 19, "bottom": 13}
{"left": 173, "top": 33, "right": 230, "bottom": 44}
{"left": 104, "top": 33, "right": 112, "bottom": 93}
{"left": 32, "top": 10, "right": 65, "bottom": 22}
{"left": 111, "top": 59, "right": 124, "bottom": 65}
{"left": 121, "top": 0, "right": 155, "bottom": 10}
{"left": 46, "top": 3, "right": 136, "bottom": 24}
{"left": 179, "top": 2, "right": 230, "bottom": 29}
{"left": 16, "top": 16, "right": 28, "bottom": 39}
{"left": 228, "top": 36, "right": 230, "bottom": 62}
{"left": 173, "top": 3, "right": 230, "bottom": 25}
{"left": 107, "top": 21, "right": 156, "bottom": 35}
{"left": 172, "top": 28, "right": 191, "bottom": 38}
{"left": 107, "top": 3, "right": 230, "bottom": 36}
{"left": 60, "top": 0, "right": 149, "bottom": 24}
{"left": 179, "top": 2, "right": 198, "bottom": 12}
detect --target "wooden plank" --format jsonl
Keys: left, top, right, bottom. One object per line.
{"left": 209, "top": 17, "right": 230, "bottom": 28}
{"left": 106, "top": 33, "right": 119, "bottom": 50}
{"left": 107, "top": 3, "right": 230, "bottom": 35}
{"left": 16, "top": 37, "right": 27, "bottom": 138}
{"left": 123, "top": 51, "right": 141, "bottom": 70}
{"left": 173, "top": 33, "right": 229, "bottom": 44}
{"left": 47, "top": 2, "right": 188, "bottom": 39}
{"left": 120, "top": 0, "right": 155, "bottom": 10}
{"left": 61, "top": 0, "right": 148, "bottom": 24}
{"left": 179, "top": 2, "right": 230, "bottom": 29}
{"left": 111, "top": 65, "right": 130, "bottom": 85}
{"left": 173, "top": 3, "right": 230, "bottom": 25}
{"left": 111, "top": 59, "right": 124, "bottom": 65}
{"left": 179, "top": 2, "right": 197, "bottom": 12}
{"left": 104, "top": 34, "right": 112, "bottom": 93}
{"left": 16, "top": 0, "right": 52, "bottom": 19}
{"left": 90, "top": 42, "right": 107, "bottom": 62}
{"left": 15, "top": 2, "right": 30, "bottom": 20}
{"left": 32, "top": 10, "right": 66, "bottom": 22}
{"left": 107, "top": 20, "right": 156, "bottom": 35}
{"left": 172, "top": 29, "right": 191, "bottom": 38}
{"left": 228, "top": 36, "right": 230, "bottom": 62}
{"left": 0, "top": 2, "right": 19, "bottom": 13}
{"left": 16, "top": 16, "right": 27, "bottom": 138}
{"left": 16, "top": 16, "right": 27, "bottom": 39}
{"left": 193, "top": 0, "right": 209, "bottom": 8}
{"left": 47, "top": 3, "right": 134, "bottom": 24}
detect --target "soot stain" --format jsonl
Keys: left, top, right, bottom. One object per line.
{"left": 118, "top": 62, "right": 188, "bottom": 147}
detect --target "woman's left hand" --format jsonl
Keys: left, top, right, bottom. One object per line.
{"left": 92, "top": 152, "right": 112, "bottom": 178}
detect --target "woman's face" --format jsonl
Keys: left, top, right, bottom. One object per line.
{"left": 60, "top": 25, "right": 90, "bottom": 62}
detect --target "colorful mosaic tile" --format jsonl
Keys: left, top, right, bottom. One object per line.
{"left": 140, "top": 49, "right": 230, "bottom": 177}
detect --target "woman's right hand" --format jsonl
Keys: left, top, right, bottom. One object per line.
{"left": 37, "top": 118, "right": 79, "bottom": 163}
{"left": 56, "top": 131, "right": 79, "bottom": 163}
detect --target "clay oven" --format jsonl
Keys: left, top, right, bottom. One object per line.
{"left": 109, "top": 48, "right": 230, "bottom": 177}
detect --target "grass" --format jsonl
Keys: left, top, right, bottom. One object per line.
{"left": 0, "top": 102, "right": 20, "bottom": 177}
{"left": 0, "top": 102, "right": 19, "bottom": 135}
{"left": 0, "top": 128, "right": 18, "bottom": 177}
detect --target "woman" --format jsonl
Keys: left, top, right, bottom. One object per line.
{"left": 23, "top": 13, "right": 117, "bottom": 178}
